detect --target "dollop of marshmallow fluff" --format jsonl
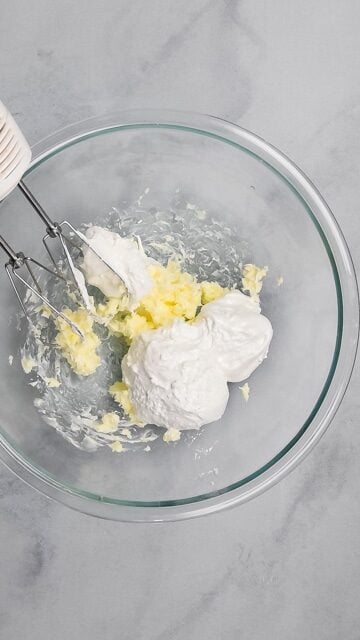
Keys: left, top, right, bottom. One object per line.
{"left": 122, "top": 290, "right": 272, "bottom": 430}
{"left": 82, "top": 226, "right": 153, "bottom": 306}
{"left": 122, "top": 319, "right": 229, "bottom": 430}
{"left": 197, "top": 290, "right": 273, "bottom": 383}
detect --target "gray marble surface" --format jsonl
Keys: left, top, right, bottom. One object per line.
{"left": 1, "top": 1, "right": 360, "bottom": 638}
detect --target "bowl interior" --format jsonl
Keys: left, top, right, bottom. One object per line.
{"left": 0, "top": 119, "right": 348, "bottom": 512}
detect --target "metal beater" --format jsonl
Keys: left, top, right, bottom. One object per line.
{"left": 0, "top": 100, "right": 126, "bottom": 337}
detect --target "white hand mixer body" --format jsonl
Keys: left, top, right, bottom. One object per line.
{"left": 0, "top": 101, "right": 126, "bottom": 337}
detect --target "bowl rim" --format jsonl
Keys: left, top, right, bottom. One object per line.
{"left": 0, "top": 108, "right": 358, "bottom": 522}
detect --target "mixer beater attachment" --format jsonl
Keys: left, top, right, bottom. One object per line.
{"left": 0, "top": 233, "right": 84, "bottom": 337}
{"left": 0, "top": 100, "right": 126, "bottom": 335}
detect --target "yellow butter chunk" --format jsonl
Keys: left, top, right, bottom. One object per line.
{"left": 104, "top": 260, "right": 203, "bottom": 342}
{"left": 55, "top": 308, "right": 101, "bottom": 376}
{"left": 21, "top": 355, "right": 37, "bottom": 374}
{"left": 109, "top": 381, "right": 144, "bottom": 426}
{"left": 94, "top": 412, "right": 120, "bottom": 433}
{"left": 109, "top": 441, "right": 123, "bottom": 453}
{"left": 108, "top": 313, "right": 154, "bottom": 341}
{"left": 36, "top": 304, "right": 52, "bottom": 318}
{"left": 163, "top": 428, "right": 181, "bottom": 443}
{"left": 95, "top": 297, "right": 128, "bottom": 322}
{"left": 138, "top": 260, "right": 202, "bottom": 328}
{"left": 239, "top": 382, "right": 250, "bottom": 402}
{"left": 241, "top": 263, "right": 268, "bottom": 300}
{"left": 200, "top": 281, "right": 228, "bottom": 305}
{"left": 44, "top": 377, "right": 61, "bottom": 388}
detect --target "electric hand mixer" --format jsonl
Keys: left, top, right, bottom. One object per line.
{"left": 0, "top": 101, "right": 125, "bottom": 337}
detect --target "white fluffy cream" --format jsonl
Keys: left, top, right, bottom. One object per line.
{"left": 122, "top": 290, "right": 272, "bottom": 431}
{"left": 81, "top": 226, "right": 153, "bottom": 307}
{"left": 122, "top": 320, "right": 229, "bottom": 431}
{"left": 197, "top": 290, "right": 273, "bottom": 382}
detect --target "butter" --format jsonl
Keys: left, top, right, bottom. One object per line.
{"left": 36, "top": 304, "right": 52, "bottom": 318}
{"left": 55, "top": 308, "right": 100, "bottom": 376}
{"left": 139, "top": 260, "right": 202, "bottom": 327}
{"left": 21, "top": 355, "right": 36, "bottom": 374}
{"left": 163, "top": 428, "right": 181, "bottom": 443}
{"left": 94, "top": 412, "right": 120, "bottom": 433}
{"left": 95, "top": 297, "right": 129, "bottom": 322}
{"left": 105, "top": 261, "right": 228, "bottom": 341}
{"left": 241, "top": 263, "right": 268, "bottom": 300}
{"left": 108, "top": 313, "right": 153, "bottom": 341}
{"left": 44, "top": 377, "right": 61, "bottom": 388}
{"left": 239, "top": 382, "right": 250, "bottom": 402}
{"left": 109, "top": 381, "right": 144, "bottom": 426}
{"left": 200, "top": 281, "right": 228, "bottom": 305}
{"left": 109, "top": 441, "right": 123, "bottom": 453}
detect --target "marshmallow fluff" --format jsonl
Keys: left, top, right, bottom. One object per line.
{"left": 197, "top": 290, "right": 273, "bottom": 383}
{"left": 82, "top": 226, "right": 153, "bottom": 307}
{"left": 122, "top": 290, "right": 272, "bottom": 430}
{"left": 122, "top": 319, "right": 229, "bottom": 431}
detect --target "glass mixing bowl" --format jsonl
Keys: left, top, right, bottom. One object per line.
{"left": 0, "top": 110, "right": 358, "bottom": 522}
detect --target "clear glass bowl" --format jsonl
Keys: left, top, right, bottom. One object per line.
{"left": 0, "top": 110, "right": 358, "bottom": 522}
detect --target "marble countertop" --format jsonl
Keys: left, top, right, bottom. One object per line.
{"left": 1, "top": 2, "right": 360, "bottom": 638}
